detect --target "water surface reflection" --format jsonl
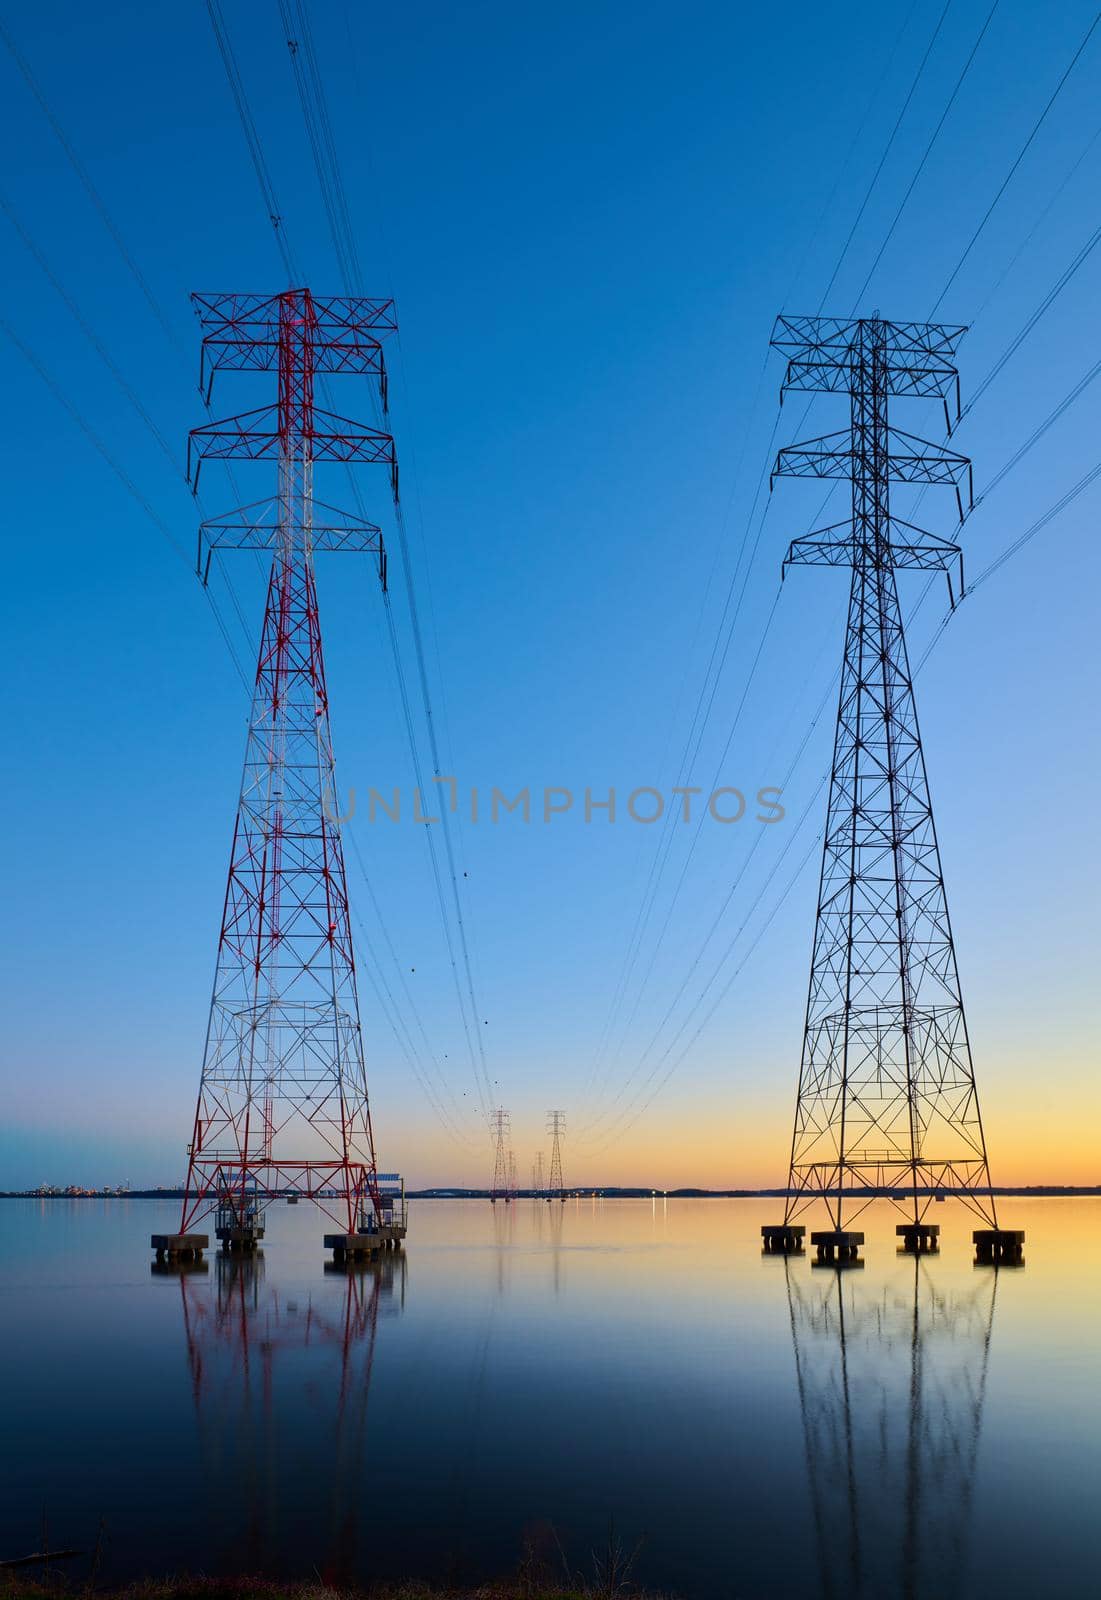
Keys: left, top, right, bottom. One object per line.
{"left": 0, "top": 1198, "right": 1097, "bottom": 1600}
{"left": 174, "top": 1248, "right": 405, "bottom": 1582}
{"left": 787, "top": 1255, "right": 996, "bottom": 1599}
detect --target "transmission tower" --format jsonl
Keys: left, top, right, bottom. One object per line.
{"left": 489, "top": 1108, "right": 510, "bottom": 1203}
{"left": 546, "top": 1111, "right": 566, "bottom": 1202}
{"left": 507, "top": 1150, "right": 518, "bottom": 1201}
{"left": 532, "top": 1151, "right": 545, "bottom": 1198}
{"left": 761, "top": 315, "right": 1021, "bottom": 1263}
{"left": 160, "top": 289, "right": 400, "bottom": 1261}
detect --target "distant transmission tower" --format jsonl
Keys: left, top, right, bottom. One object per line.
{"left": 546, "top": 1111, "right": 566, "bottom": 1203}
{"left": 507, "top": 1151, "right": 518, "bottom": 1201}
{"left": 157, "top": 290, "right": 400, "bottom": 1264}
{"left": 489, "top": 1108, "right": 510, "bottom": 1203}
{"left": 761, "top": 315, "right": 1021, "bottom": 1265}
{"left": 532, "top": 1151, "right": 545, "bottom": 1198}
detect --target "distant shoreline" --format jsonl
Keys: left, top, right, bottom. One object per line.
{"left": 4, "top": 1185, "right": 1099, "bottom": 1200}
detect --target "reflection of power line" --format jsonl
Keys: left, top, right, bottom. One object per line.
{"left": 785, "top": 1255, "right": 997, "bottom": 1599}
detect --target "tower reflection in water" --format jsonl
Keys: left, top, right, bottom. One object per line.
{"left": 174, "top": 1248, "right": 406, "bottom": 1581}
{"left": 786, "top": 1256, "right": 997, "bottom": 1600}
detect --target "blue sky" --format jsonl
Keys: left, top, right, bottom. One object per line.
{"left": 1, "top": 0, "right": 1098, "bottom": 1189}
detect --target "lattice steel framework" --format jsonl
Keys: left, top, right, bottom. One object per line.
{"left": 546, "top": 1110, "right": 566, "bottom": 1201}
{"left": 771, "top": 315, "right": 997, "bottom": 1231}
{"left": 489, "top": 1108, "right": 510, "bottom": 1202}
{"left": 179, "top": 289, "right": 396, "bottom": 1236}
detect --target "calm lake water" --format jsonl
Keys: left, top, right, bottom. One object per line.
{"left": 1, "top": 1197, "right": 1097, "bottom": 1598}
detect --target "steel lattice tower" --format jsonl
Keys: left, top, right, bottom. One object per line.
{"left": 490, "top": 1108, "right": 510, "bottom": 1203}
{"left": 532, "top": 1151, "right": 545, "bottom": 1198}
{"left": 546, "top": 1111, "right": 566, "bottom": 1202}
{"left": 177, "top": 289, "right": 397, "bottom": 1244}
{"left": 768, "top": 314, "right": 1000, "bottom": 1240}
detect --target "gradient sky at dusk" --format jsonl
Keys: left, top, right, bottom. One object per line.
{"left": 1, "top": 0, "right": 1098, "bottom": 1190}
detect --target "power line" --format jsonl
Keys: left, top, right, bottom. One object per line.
{"left": 587, "top": 193, "right": 1101, "bottom": 1134}
{"left": 585, "top": 65, "right": 1101, "bottom": 1134}
{"left": 783, "top": 0, "right": 922, "bottom": 306}
{"left": 347, "top": 899, "right": 480, "bottom": 1152}
{"left": 583, "top": 417, "right": 785, "bottom": 1108}
{"left": 274, "top": 0, "right": 498, "bottom": 1117}
{"left": 380, "top": 592, "right": 494, "bottom": 1118}
{"left": 588, "top": 435, "right": 1101, "bottom": 1149}
{"left": 816, "top": 0, "right": 955, "bottom": 313}
{"left": 205, "top": 0, "right": 298, "bottom": 280}
{"left": 968, "top": 456, "right": 1101, "bottom": 596}
{"left": 201, "top": 0, "right": 494, "bottom": 1122}
{"left": 344, "top": 821, "right": 482, "bottom": 1142}
{"left": 584, "top": 6, "right": 967, "bottom": 1120}
{"left": 0, "top": 317, "right": 252, "bottom": 693}
{"left": 586, "top": 3, "right": 978, "bottom": 1117}
{"left": 0, "top": 16, "right": 185, "bottom": 354}
{"left": 962, "top": 215, "right": 1101, "bottom": 417}
{"left": 0, "top": 18, "right": 263, "bottom": 670}
{"left": 594, "top": 582, "right": 786, "bottom": 1086}
{"left": 0, "top": 183, "right": 259, "bottom": 659}
{"left": 968, "top": 113, "right": 1101, "bottom": 325}
{"left": 584, "top": 8, "right": 938, "bottom": 1101}
{"left": 850, "top": 0, "right": 1001, "bottom": 309}
{"left": 931, "top": 8, "right": 1101, "bottom": 314}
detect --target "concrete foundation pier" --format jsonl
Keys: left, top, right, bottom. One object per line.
{"left": 216, "top": 1225, "right": 264, "bottom": 1252}
{"left": 761, "top": 1224, "right": 806, "bottom": 1254}
{"left": 973, "top": 1228, "right": 1025, "bottom": 1266}
{"left": 811, "top": 1229, "right": 864, "bottom": 1265}
{"left": 151, "top": 1232, "right": 209, "bottom": 1264}
{"left": 325, "top": 1232, "right": 387, "bottom": 1263}
{"left": 896, "top": 1222, "right": 940, "bottom": 1253}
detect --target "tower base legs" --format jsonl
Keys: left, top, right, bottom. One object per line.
{"left": 325, "top": 1226, "right": 405, "bottom": 1261}
{"left": 216, "top": 1226, "right": 265, "bottom": 1252}
{"left": 811, "top": 1230, "right": 864, "bottom": 1266}
{"left": 896, "top": 1223, "right": 940, "bottom": 1253}
{"left": 973, "top": 1228, "right": 1025, "bottom": 1266}
{"left": 151, "top": 1232, "right": 208, "bottom": 1264}
{"left": 761, "top": 1224, "right": 806, "bottom": 1254}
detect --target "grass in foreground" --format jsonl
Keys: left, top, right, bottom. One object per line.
{"left": 1, "top": 1580, "right": 668, "bottom": 1600}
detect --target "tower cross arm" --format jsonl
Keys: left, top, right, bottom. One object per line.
{"left": 187, "top": 405, "right": 397, "bottom": 492}
{"left": 770, "top": 314, "right": 967, "bottom": 363}
{"left": 197, "top": 495, "right": 387, "bottom": 589}
{"left": 771, "top": 430, "right": 854, "bottom": 484}
{"left": 192, "top": 291, "right": 397, "bottom": 342}
{"left": 771, "top": 315, "right": 967, "bottom": 426}
{"left": 192, "top": 291, "right": 397, "bottom": 407}
{"left": 780, "top": 356, "right": 960, "bottom": 404}
{"left": 782, "top": 516, "right": 965, "bottom": 602}
{"left": 772, "top": 428, "right": 972, "bottom": 516}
